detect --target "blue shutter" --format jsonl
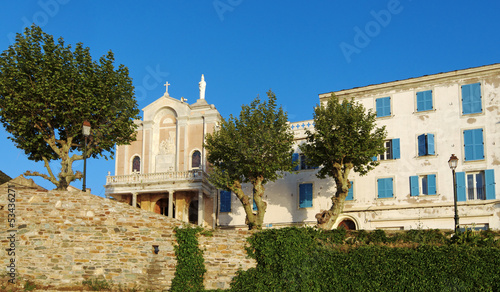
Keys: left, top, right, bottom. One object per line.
{"left": 473, "top": 129, "right": 484, "bottom": 160}
{"left": 376, "top": 97, "right": 391, "bottom": 117}
{"left": 292, "top": 153, "right": 299, "bottom": 171}
{"left": 417, "top": 134, "right": 426, "bottom": 156}
{"left": 462, "top": 83, "right": 482, "bottom": 114}
{"left": 485, "top": 169, "right": 496, "bottom": 200}
{"left": 378, "top": 178, "right": 393, "bottom": 198}
{"left": 220, "top": 190, "right": 231, "bottom": 212}
{"left": 464, "top": 129, "right": 484, "bottom": 161}
{"left": 463, "top": 130, "right": 473, "bottom": 161}
{"left": 416, "top": 91, "right": 424, "bottom": 112}
{"left": 427, "top": 174, "right": 437, "bottom": 195}
{"left": 392, "top": 138, "right": 400, "bottom": 159}
{"left": 424, "top": 90, "right": 433, "bottom": 111}
{"left": 253, "top": 198, "right": 257, "bottom": 211}
{"left": 346, "top": 182, "right": 354, "bottom": 201}
{"left": 471, "top": 83, "right": 482, "bottom": 113}
{"left": 410, "top": 176, "right": 419, "bottom": 196}
{"left": 299, "top": 183, "right": 313, "bottom": 208}
{"left": 462, "top": 84, "right": 472, "bottom": 114}
{"left": 371, "top": 156, "right": 378, "bottom": 161}
{"left": 427, "top": 134, "right": 435, "bottom": 155}
{"left": 417, "top": 90, "right": 433, "bottom": 112}
{"left": 456, "top": 172, "right": 466, "bottom": 202}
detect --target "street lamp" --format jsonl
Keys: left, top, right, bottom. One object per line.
{"left": 448, "top": 154, "right": 459, "bottom": 233}
{"left": 82, "top": 120, "right": 91, "bottom": 192}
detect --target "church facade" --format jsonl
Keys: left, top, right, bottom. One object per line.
{"left": 105, "top": 64, "right": 500, "bottom": 230}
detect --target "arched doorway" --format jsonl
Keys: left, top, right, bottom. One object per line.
{"left": 338, "top": 219, "right": 356, "bottom": 230}
{"left": 189, "top": 200, "right": 198, "bottom": 224}
{"left": 154, "top": 198, "right": 174, "bottom": 217}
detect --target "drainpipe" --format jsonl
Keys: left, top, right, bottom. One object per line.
{"left": 202, "top": 116, "right": 205, "bottom": 172}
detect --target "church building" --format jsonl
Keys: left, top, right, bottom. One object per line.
{"left": 106, "top": 64, "right": 500, "bottom": 231}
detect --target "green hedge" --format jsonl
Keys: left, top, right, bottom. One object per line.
{"left": 230, "top": 227, "right": 500, "bottom": 291}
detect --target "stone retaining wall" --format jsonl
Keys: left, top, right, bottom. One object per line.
{"left": 0, "top": 184, "right": 256, "bottom": 290}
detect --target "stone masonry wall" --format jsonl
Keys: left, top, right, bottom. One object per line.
{"left": 0, "top": 184, "right": 256, "bottom": 290}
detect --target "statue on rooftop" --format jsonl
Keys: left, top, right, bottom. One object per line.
{"left": 199, "top": 74, "right": 206, "bottom": 100}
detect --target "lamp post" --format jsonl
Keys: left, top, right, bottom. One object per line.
{"left": 82, "top": 120, "right": 91, "bottom": 192}
{"left": 448, "top": 154, "right": 459, "bottom": 233}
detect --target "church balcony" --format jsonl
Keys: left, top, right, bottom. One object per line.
{"left": 104, "top": 170, "right": 215, "bottom": 196}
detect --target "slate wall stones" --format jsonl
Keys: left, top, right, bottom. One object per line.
{"left": 0, "top": 186, "right": 255, "bottom": 290}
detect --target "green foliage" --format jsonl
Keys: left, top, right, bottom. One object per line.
{"left": 230, "top": 227, "right": 500, "bottom": 291}
{"left": 82, "top": 278, "right": 111, "bottom": 291}
{"left": 205, "top": 90, "right": 294, "bottom": 229}
{"left": 301, "top": 94, "right": 387, "bottom": 179}
{"left": 300, "top": 94, "right": 387, "bottom": 229}
{"left": 23, "top": 280, "right": 36, "bottom": 291}
{"left": 170, "top": 225, "right": 207, "bottom": 292}
{"left": 0, "top": 25, "right": 140, "bottom": 189}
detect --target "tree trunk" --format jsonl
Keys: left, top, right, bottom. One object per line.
{"left": 316, "top": 165, "right": 352, "bottom": 230}
{"left": 316, "top": 191, "right": 348, "bottom": 230}
{"left": 251, "top": 176, "right": 266, "bottom": 230}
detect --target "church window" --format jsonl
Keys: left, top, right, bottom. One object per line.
{"left": 192, "top": 150, "right": 201, "bottom": 168}
{"left": 132, "top": 156, "right": 140, "bottom": 173}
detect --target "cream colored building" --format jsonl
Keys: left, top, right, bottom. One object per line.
{"left": 105, "top": 75, "right": 219, "bottom": 228}
{"left": 107, "top": 65, "right": 500, "bottom": 230}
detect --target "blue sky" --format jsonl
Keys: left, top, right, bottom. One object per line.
{"left": 1, "top": 1, "right": 499, "bottom": 196}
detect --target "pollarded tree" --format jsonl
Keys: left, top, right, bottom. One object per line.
{"left": 205, "top": 90, "right": 295, "bottom": 230}
{"left": 0, "top": 25, "right": 140, "bottom": 190}
{"left": 300, "top": 94, "right": 387, "bottom": 230}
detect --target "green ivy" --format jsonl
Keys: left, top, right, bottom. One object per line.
{"left": 170, "top": 225, "right": 207, "bottom": 292}
{"left": 230, "top": 227, "right": 500, "bottom": 291}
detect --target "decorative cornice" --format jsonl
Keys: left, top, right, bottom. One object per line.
{"left": 319, "top": 63, "right": 500, "bottom": 100}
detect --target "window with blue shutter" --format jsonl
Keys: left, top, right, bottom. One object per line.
{"left": 253, "top": 198, "right": 257, "bottom": 211}
{"left": 299, "top": 183, "right": 313, "bottom": 208}
{"left": 410, "top": 176, "right": 419, "bottom": 196}
{"left": 425, "top": 174, "right": 437, "bottom": 195}
{"left": 410, "top": 174, "right": 436, "bottom": 196}
{"left": 377, "top": 178, "right": 393, "bottom": 198}
{"left": 462, "top": 83, "right": 482, "bottom": 115}
{"left": 416, "top": 90, "right": 433, "bottom": 112}
{"left": 456, "top": 172, "right": 466, "bottom": 202}
{"left": 392, "top": 138, "right": 400, "bottom": 159}
{"left": 463, "top": 129, "right": 484, "bottom": 161}
{"left": 292, "top": 153, "right": 299, "bottom": 171}
{"left": 220, "top": 190, "right": 231, "bottom": 212}
{"left": 346, "top": 182, "right": 354, "bottom": 201}
{"left": 485, "top": 169, "right": 496, "bottom": 200}
{"left": 376, "top": 97, "right": 391, "bottom": 117}
{"left": 379, "top": 139, "right": 400, "bottom": 160}
{"left": 417, "top": 134, "right": 435, "bottom": 156}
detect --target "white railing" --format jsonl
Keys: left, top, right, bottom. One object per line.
{"left": 106, "top": 170, "right": 206, "bottom": 184}
{"left": 289, "top": 120, "right": 314, "bottom": 131}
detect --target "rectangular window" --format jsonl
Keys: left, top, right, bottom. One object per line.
{"left": 463, "top": 128, "right": 484, "bottom": 161}
{"left": 346, "top": 181, "right": 354, "bottom": 201}
{"left": 462, "top": 83, "right": 482, "bottom": 115}
{"left": 377, "top": 178, "right": 393, "bottom": 198}
{"left": 299, "top": 183, "right": 313, "bottom": 208}
{"left": 378, "top": 138, "right": 400, "bottom": 160}
{"left": 292, "top": 153, "right": 299, "bottom": 171}
{"left": 417, "top": 133, "right": 435, "bottom": 156}
{"left": 410, "top": 174, "right": 437, "bottom": 196}
{"left": 456, "top": 169, "right": 496, "bottom": 201}
{"left": 416, "top": 90, "right": 433, "bottom": 112}
{"left": 220, "top": 190, "right": 231, "bottom": 212}
{"left": 376, "top": 96, "right": 391, "bottom": 117}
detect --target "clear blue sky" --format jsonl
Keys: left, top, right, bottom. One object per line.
{"left": 1, "top": 1, "right": 499, "bottom": 196}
